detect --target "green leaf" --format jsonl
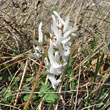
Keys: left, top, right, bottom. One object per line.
{"left": 30, "top": 39, "right": 42, "bottom": 47}
{"left": 44, "top": 95, "right": 57, "bottom": 103}
{"left": 0, "top": 77, "right": 2, "bottom": 80}
{"left": 8, "top": 76, "right": 11, "bottom": 81}
{"left": 44, "top": 32, "right": 50, "bottom": 38}
{"left": 5, "top": 92, "right": 12, "bottom": 101}
{"left": 28, "top": 53, "right": 37, "bottom": 58}
{"left": 26, "top": 77, "right": 33, "bottom": 82}
{"left": 44, "top": 90, "right": 58, "bottom": 103}
{"left": 22, "top": 89, "right": 31, "bottom": 92}
{"left": 48, "top": 103, "right": 53, "bottom": 110}
{"left": 39, "top": 84, "right": 58, "bottom": 103}
{"left": 23, "top": 95, "right": 29, "bottom": 102}
{"left": 96, "top": 102, "right": 104, "bottom": 108}
{"left": 23, "top": 94, "right": 36, "bottom": 102}
{"left": 14, "top": 77, "right": 20, "bottom": 81}
{"left": 0, "top": 87, "right": 6, "bottom": 94}
{"left": 40, "top": 52, "right": 48, "bottom": 57}
{"left": 85, "top": 43, "right": 108, "bottom": 107}
{"left": 40, "top": 70, "right": 49, "bottom": 75}
{"left": 39, "top": 85, "right": 50, "bottom": 97}
{"left": 2, "top": 97, "right": 7, "bottom": 103}
{"left": 39, "top": 85, "right": 50, "bottom": 92}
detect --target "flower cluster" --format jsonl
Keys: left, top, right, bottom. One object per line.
{"left": 34, "top": 11, "right": 77, "bottom": 89}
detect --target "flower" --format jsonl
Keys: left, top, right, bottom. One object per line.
{"left": 48, "top": 39, "right": 62, "bottom": 69}
{"left": 34, "top": 11, "right": 77, "bottom": 89}
{"left": 48, "top": 75, "right": 61, "bottom": 90}
{"left": 53, "top": 11, "right": 65, "bottom": 25}
{"left": 34, "top": 22, "right": 44, "bottom": 58}
{"left": 38, "top": 22, "right": 43, "bottom": 43}
{"left": 63, "top": 16, "right": 70, "bottom": 32}
{"left": 46, "top": 11, "right": 77, "bottom": 89}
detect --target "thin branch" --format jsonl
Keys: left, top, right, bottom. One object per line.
{"left": 23, "top": 40, "right": 49, "bottom": 110}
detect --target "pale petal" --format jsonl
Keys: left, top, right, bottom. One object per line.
{"left": 63, "top": 45, "right": 71, "bottom": 52}
{"left": 51, "top": 15, "right": 58, "bottom": 35}
{"left": 61, "top": 37, "right": 70, "bottom": 44}
{"left": 71, "top": 33, "right": 78, "bottom": 37}
{"left": 55, "top": 51, "right": 61, "bottom": 64}
{"left": 38, "top": 22, "right": 43, "bottom": 43}
{"left": 64, "top": 27, "right": 73, "bottom": 38}
{"left": 57, "top": 20, "right": 62, "bottom": 28}
{"left": 55, "top": 30, "right": 63, "bottom": 44}
{"left": 63, "top": 16, "right": 70, "bottom": 32}
{"left": 64, "top": 50, "right": 71, "bottom": 56}
{"left": 53, "top": 11, "right": 65, "bottom": 25}
{"left": 44, "top": 57, "right": 50, "bottom": 70}
{"left": 50, "top": 66, "right": 62, "bottom": 75}
{"left": 48, "top": 39, "right": 61, "bottom": 68}
{"left": 72, "top": 27, "right": 78, "bottom": 32}
{"left": 34, "top": 46, "right": 44, "bottom": 58}
{"left": 55, "top": 43, "right": 65, "bottom": 56}
{"left": 48, "top": 75, "right": 61, "bottom": 89}
{"left": 62, "top": 62, "right": 67, "bottom": 67}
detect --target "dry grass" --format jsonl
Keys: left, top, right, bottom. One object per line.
{"left": 0, "top": 0, "right": 110, "bottom": 110}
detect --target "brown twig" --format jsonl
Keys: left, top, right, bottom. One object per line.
{"left": 23, "top": 40, "right": 49, "bottom": 110}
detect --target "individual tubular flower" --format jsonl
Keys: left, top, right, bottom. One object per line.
{"left": 63, "top": 16, "right": 70, "bottom": 32}
{"left": 34, "top": 22, "right": 44, "bottom": 58}
{"left": 38, "top": 22, "right": 43, "bottom": 43}
{"left": 53, "top": 11, "right": 65, "bottom": 25}
{"left": 48, "top": 39, "right": 62, "bottom": 69}
{"left": 48, "top": 75, "right": 61, "bottom": 90}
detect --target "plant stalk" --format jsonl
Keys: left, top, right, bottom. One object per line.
{"left": 24, "top": 41, "right": 49, "bottom": 110}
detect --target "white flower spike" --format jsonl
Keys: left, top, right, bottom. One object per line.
{"left": 34, "top": 11, "right": 77, "bottom": 89}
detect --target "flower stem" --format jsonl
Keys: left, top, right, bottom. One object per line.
{"left": 23, "top": 40, "right": 49, "bottom": 110}
{"left": 23, "top": 57, "right": 45, "bottom": 110}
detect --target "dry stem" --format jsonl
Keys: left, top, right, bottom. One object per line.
{"left": 23, "top": 41, "right": 49, "bottom": 110}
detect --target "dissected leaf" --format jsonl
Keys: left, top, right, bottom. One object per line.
{"left": 5, "top": 92, "right": 12, "bottom": 101}
{"left": 39, "top": 85, "right": 50, "bottom": 97}
{"left": 23, "top": 94, "right": 36, "bottom": 102}
{"left": 43, "top": 90, "right": 58, "bottom": 103}
{"left": 0, "top": 87, "right": 6, "bottom": 94}
{"left": 39, "top": 85, "right": 58, "bottom": 103}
